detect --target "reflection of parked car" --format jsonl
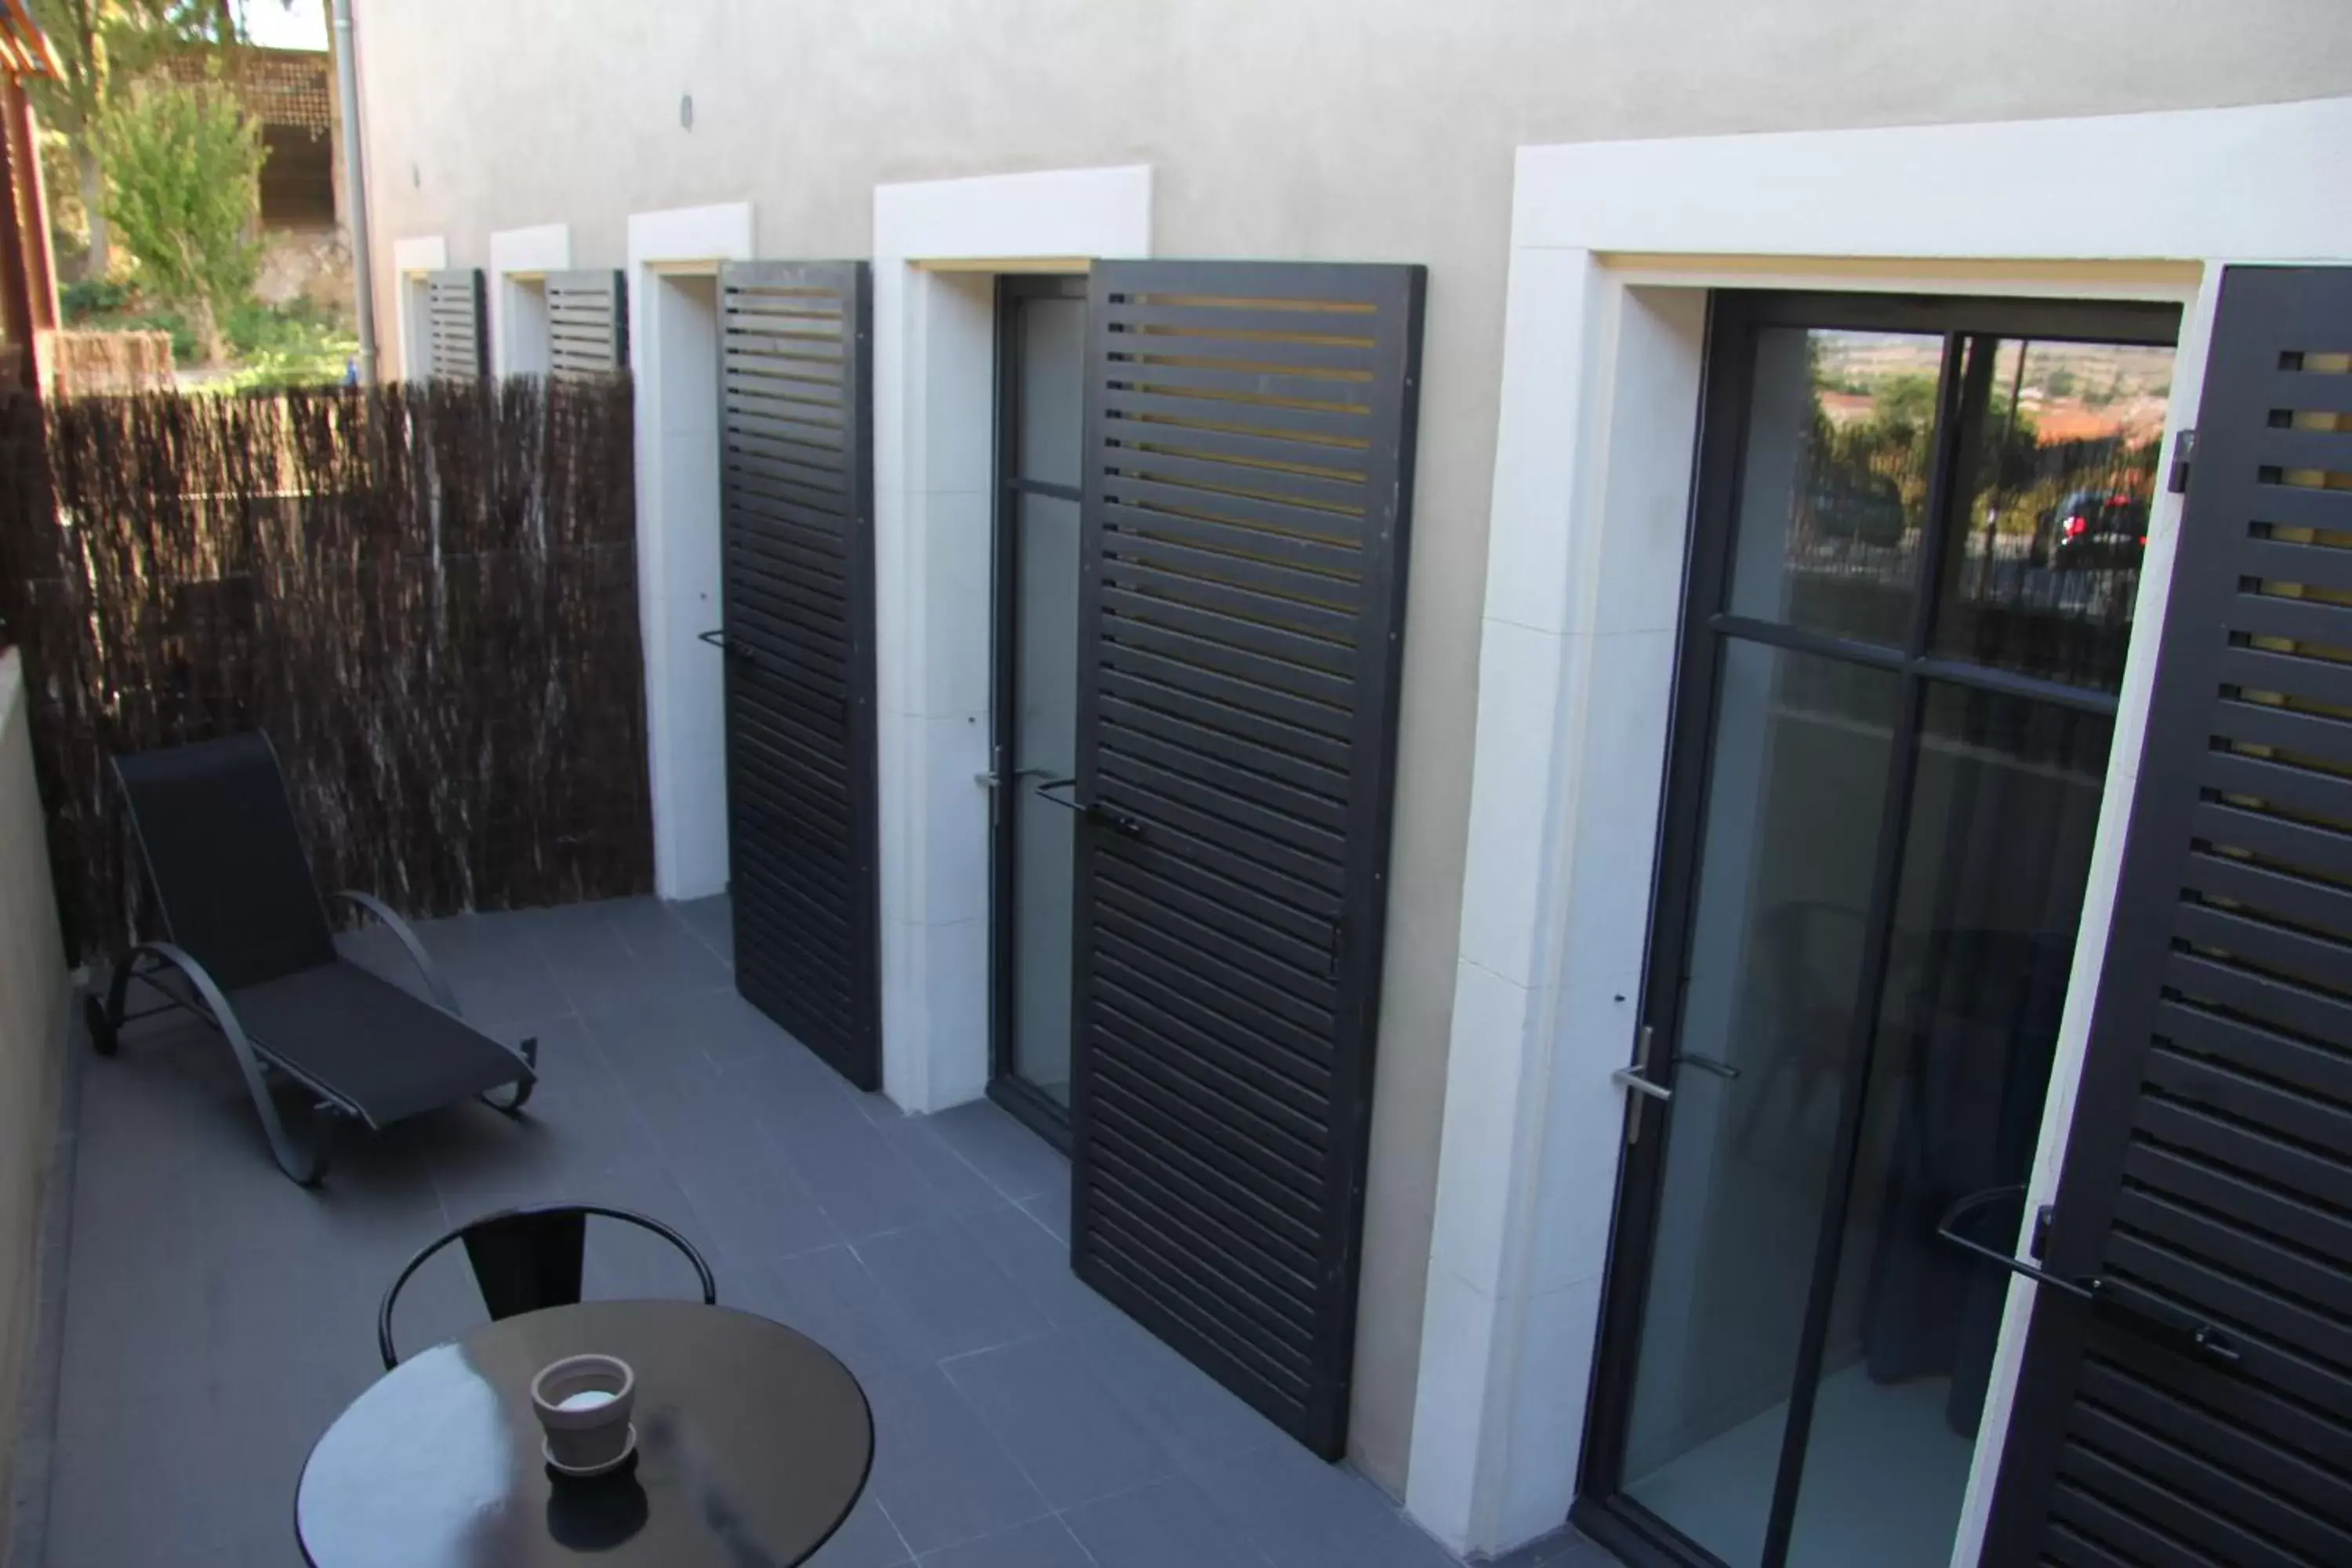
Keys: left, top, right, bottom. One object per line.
{"left": 1805, "top": 468, "right": 1907, "bottom": 548}
{"left": 2035, "top": 490, "right": 2148, "bottom": 568}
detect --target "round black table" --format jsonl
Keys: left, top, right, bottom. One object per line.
{"left": 297, "top": 1299, "right": 873, "bottom": 1566}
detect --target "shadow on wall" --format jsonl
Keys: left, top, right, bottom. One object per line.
{"left": 0, "top": 647, "right": 69, "bottom": 1530}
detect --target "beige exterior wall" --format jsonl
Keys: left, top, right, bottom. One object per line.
{"left": 0, "top": 649, "right": 67, "bottom": 1519}
{"left": 346, "top": 0, "right": 2352, "bottom": 1490}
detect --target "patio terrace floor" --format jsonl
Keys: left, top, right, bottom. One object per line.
{"left": 13, "top": 895, "right": 1611, "bottom": 1568}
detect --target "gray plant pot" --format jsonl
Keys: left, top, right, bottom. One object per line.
{"left": 531, "top": 1354, "right": 637, "bottom": 1475}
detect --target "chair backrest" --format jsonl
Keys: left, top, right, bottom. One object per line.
{"left": 377, "top": 1203, "right": 718, "bottom": 1367}
{"left": 111, "top": 733, "right": 337, "bottom": 989}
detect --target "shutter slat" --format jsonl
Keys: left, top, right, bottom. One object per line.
{"left": 425, "top": 269, "right": 485, "bottom": 380}
{"left": 718, "top": 261, "right": 879, "bottom": 1090}
{"left": 1987, "top": 267, "right": 2352, "bottom": 1566}
{"left": 1072, "top": 259, "right": 1425, "bottom": 1460}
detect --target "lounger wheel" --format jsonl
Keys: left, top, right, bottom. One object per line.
{"left": 85, "top": 993, "right": 118, "bottom": 1056}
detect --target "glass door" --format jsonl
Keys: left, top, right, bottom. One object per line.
{"left": 1577, "top": 293, "right": 2180, "bottom": 1568}
{"left": 987, "top": 274, "right": 1088, "bottom": 1142}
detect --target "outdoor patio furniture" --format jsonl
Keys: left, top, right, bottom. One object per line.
{"left": 376, "top": 1203, "right": 719, "bottom": 1368}
{"left": 85, "top": 731, "right": 539, "bottom": 1185}
{"left": 301, "top": 1299, "right": 872, "bottom": 1566}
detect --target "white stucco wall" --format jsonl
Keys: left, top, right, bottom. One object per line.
{"left": 345, "top": 0, "right": 2352, "bottom": 1494}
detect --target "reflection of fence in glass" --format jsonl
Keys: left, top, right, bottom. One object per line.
{"left": 0, "top": 379, "right": 651, "bottom": 956}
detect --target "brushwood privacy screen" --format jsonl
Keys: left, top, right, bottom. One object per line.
{"left": 0, "top": 377, "right": 651, "bottom": 956}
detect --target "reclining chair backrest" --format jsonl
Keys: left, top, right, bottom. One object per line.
{"left": 112, "top": 733, "right": 339, "bottom": 989}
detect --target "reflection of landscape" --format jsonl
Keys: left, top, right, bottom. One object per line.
{"left": 1784, "top": 330, "right": 2175, "bottom": 688}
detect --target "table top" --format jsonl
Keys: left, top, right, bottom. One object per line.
{"left": 296, "top": 1299, "right": 873, "bottom": 1567}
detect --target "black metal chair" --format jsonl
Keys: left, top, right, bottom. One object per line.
{"left": 377, "top": 1203, "right": 719, "bottom": 1368}
{"left": 87, "top": 732, "right": 539, "bottom": 1185}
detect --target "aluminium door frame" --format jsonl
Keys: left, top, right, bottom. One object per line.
{"left": 985, "top": 270, "right": 1091, "bottom": 1149}
{"left": 1570, "top": 288, "right": 2181, "bottom": 1568}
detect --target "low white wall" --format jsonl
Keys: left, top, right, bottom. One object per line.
{"left": 0, "top": 648, "right": 67, "bottom": 1523}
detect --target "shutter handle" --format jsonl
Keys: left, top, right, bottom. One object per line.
{"left": 1938, "top": 1190, "right": 2245, "bottom": 1365}
{"left": 698, "top": 628, "right": 758, "bottom": 670}
{"left": 1032, "top": 777, "right": 1145, "bottom": 839}
{"left": 1934, "top": 1186, "right": 2096, "bottom": 1302}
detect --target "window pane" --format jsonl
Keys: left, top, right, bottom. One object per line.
{"left": 1931, "top": 336, "right": 2175, "bottom": 691}
{"left": 1727, "top": 328, "right": 1944, "bottom": 645}
{"left": 1622, "top": 639, "right": 1902, "bottom": 1568}
{"left": 1784, "top": 684, "right": 2113, "bottom": 1565}
{"left": 1017, "top": 296, "right": 1086, "bottom": 488}
{"left": 1010, "top": 492, "right": 1083, "bottom": 1103}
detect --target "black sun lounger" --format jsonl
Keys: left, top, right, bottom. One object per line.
{"left": 86, "top": 732, "right": 538, "bottom": 1184}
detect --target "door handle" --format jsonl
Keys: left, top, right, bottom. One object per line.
{"left": 1675, "top": 1051, "right": 1741, "bottom": 1080}
{"left": 1610, "top": 1067, "right": 1673, "bottom": 1103}
{"left": 1613, "top": 1025, "right": 1671, "bottom": 1143}
{"left": 1032, "top": 777, "right": 1146, "bottom": 839}
{"left": 974, "top": 766, "right": 1054, "bottom": 790}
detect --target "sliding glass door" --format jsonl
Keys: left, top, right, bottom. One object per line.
{"left": 987, "top": 274, "right": 1089, "bottom": 1141}
{"left": 1578, "top": 292, "right": 2180, "bottom": 1568}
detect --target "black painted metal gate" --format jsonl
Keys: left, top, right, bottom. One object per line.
{"left": 714, "top": 261, "right": 881, "bottom": 1090}
{"left": 1984, "top": 266, "right": 2352, "bottom": 1563}
{"left": 1068, "top": 260, "right": 1425, "bottom": 1457}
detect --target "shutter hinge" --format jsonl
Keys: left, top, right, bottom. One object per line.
{"left": 2030, "top": 1203, "right": 2054, "bottom": 1261}
{"left": 2167, "top": 428, "right": 2196, "bottom": 494}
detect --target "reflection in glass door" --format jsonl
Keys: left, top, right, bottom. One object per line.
{"left": 1577, "top": 294, "right": 2177, "bottom": 1568}
{"left": 988, "top": 275, "right": 1088, "bottom": 1141}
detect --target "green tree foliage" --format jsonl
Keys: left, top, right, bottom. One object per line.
{"left": 99, "top": 74, "right": 261, "bottom": 364}
{"left": 24, "top": 1, "right": 235, "bottom": 278}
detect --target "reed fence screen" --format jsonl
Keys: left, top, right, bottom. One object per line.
{"left": 0, "top": 376, "right": 652, "bottom": 958}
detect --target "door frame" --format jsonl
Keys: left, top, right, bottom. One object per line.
{"left": 867, "top": 165, "right": 1152, "bottom": 1115}
{"left": 1573, "top": 289, "right": 2180, "bottom": 1568}
{"left": 1403, "top": 97, "right": 2352, "bottom": 1561}
{"left": 986, "top": 270, "right": 1090, "bottom": 1149}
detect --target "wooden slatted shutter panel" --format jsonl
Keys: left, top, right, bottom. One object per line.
{"left": 715, "top": 261, "right": 880, "bottom": 1090}
{"left": 1984, "top": 266, "right": 2352, "bottom": 1565}
{"left": 1069, "top": 260, "right": 1425, "bottom": 1457}
{"left": 546, "top": 270, "right": 628, "bottom": 380}
{"left": 425, "top": 269, "right": 485, "bottom": 379}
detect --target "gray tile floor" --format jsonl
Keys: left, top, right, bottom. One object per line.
{"left": 28, "top": 896, "right": 1613, "bottom": 1568}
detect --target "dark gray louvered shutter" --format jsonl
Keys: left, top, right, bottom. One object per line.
{"left": 1068, "top": 260, "right": 1425, "bottom": 1457}
{"left": 546, "top": 270, "right": 628, "bottom": 379}
{"left": 715, "top": 260, "right": 880, "bottom": 1090}
{"left": 1984, "top": 267, "right": 2352, "bottom": 1564}
{"left": 425, "top": 269, "right": 485, "bottom": 379}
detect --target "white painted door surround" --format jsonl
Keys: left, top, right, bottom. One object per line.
{"left": 626, "top": 201, "right": 754, "bottom": 901}
{"left": 390, "top": 234, "right": 447, "bottom": 381}
{"left": 867, "top": 165, "right": 1152, "bottom": 1113}
{"left": 1404, "top": 97, "right": 2352, "bottom": 1562}
{"left": 488, "top": 223, "right": 572, "bottom": 378}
